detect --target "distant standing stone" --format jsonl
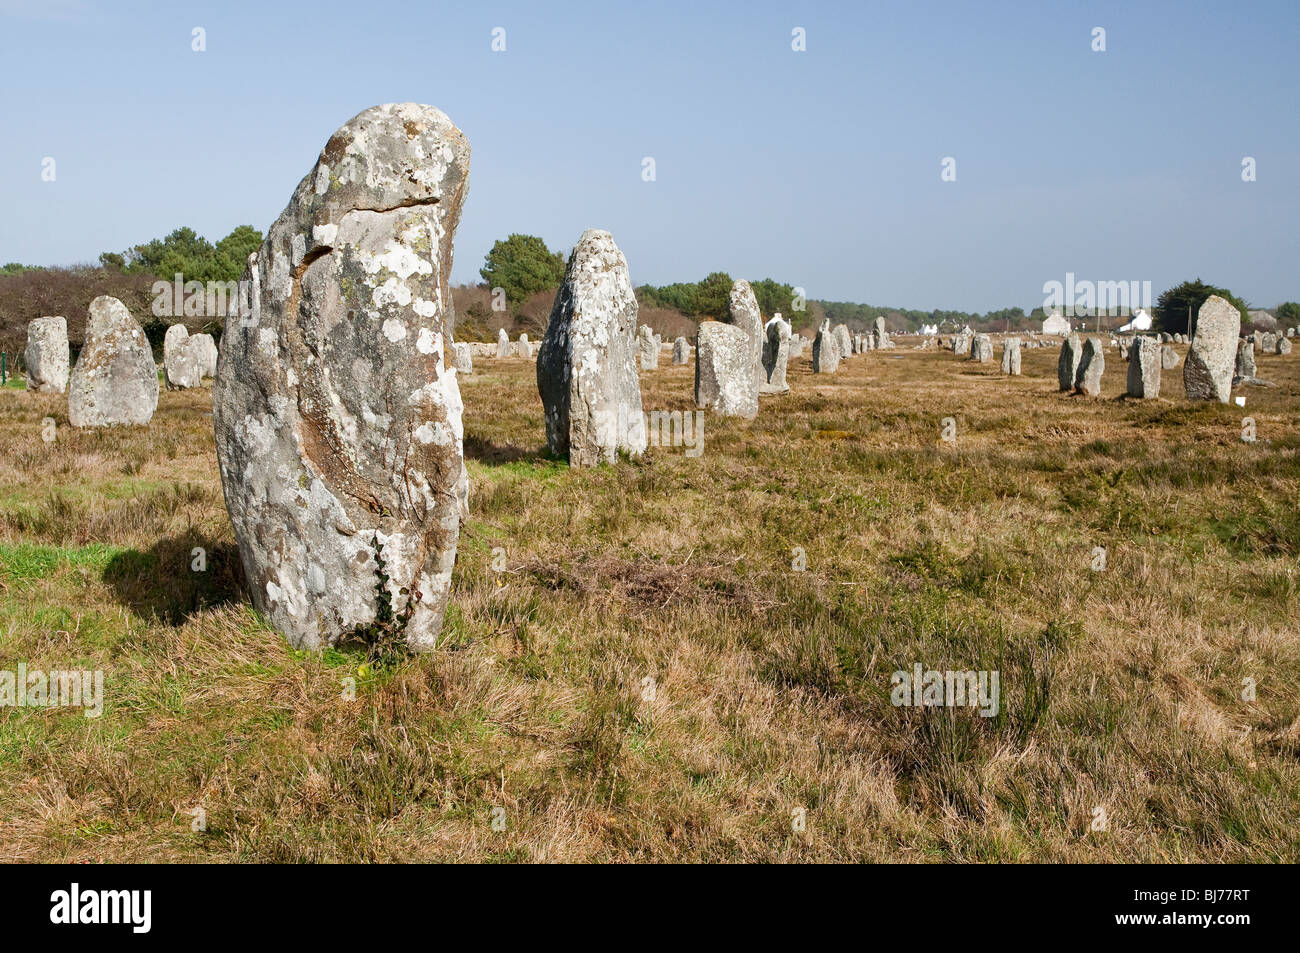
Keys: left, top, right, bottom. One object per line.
{"left": 812, "top": 319, "right": 839, "bottom": 373}
{"left": 761, "top": 314, "right": 791, "bottom": 394}
{"left": 672, "top": 336, "right": 689, "bottom": 364}
{"left": 1057, "top": 334, "right": 1082, "bottom": 391}
{"left": 874, "top": 315, "right": 891, "bottom": 349}
{"left": 1279, "top": 336, "right": 1293, "bottom": 355}
{"left": 695, "top": 320, "right": 758, "bottom": 418}
{"left": 497, "top": 327, "right": 509, "bottom": 358}
{"left": 69, "top": 296, "right": 158, "bottom": 427}
{"left": 970, "top": 333, "right": 993, "bottom": 363}
{"left": 1075, "top": 338, "right": 1104, "bottom": 396}
{"left": 833, "top": 324, "right": 853, "bottom": 362}
{"left": 537, "top": 228, "right": 647, "bottom": 466}
{"left": 1126, "top": 336, "right": 1161, "bottom": 398}
{"left": 1235, "top": 340, "right": 1256, "bottom": 381}
{"left": 190, "top": 332, "right": 219, "bottom": 379}
{"left": 164, "top": 324, "right": 202, "bottom": 390}
{"left": 727, "top": 280, "right": 764, "bottom": 390}
{"left": 24, "top": 316, "right": 69, "bottom": 393}
{"left": 454, "top": 341, "right": 473, "bottom": 374}
{"left": 1161, "top": 345, "right": 1180, "bottom": 370}
{"left": 638, "top": 324, "right": 659, "bottom": 370}
{"left": 1184, "top": 295, "right": 1240, "bottom": 402}
{"left": 1000, "top": 337, "right": 1021, "bottom": 374}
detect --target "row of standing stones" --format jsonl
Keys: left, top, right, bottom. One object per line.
{"left": 22, "top": 305, "right": 219, "bottom": 426}
{"left": 12, "top": 104, "right": 1295, "bottom": 655}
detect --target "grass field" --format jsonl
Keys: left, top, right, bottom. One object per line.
{"left": 1, "top": 339, "right": 1298, "bottom": 862}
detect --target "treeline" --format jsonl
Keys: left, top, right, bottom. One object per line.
{"left": 0, "top": 224, "right": 263, "bottom": 362}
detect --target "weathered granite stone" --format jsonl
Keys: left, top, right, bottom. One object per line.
{"left": 537, "top": 228, "right": 646, "bottom": 467}
{"left": 24, "top": 316, "right": 69, "bottom": 393}
{"left": 638, "top": 324, "right": 658, "bottom": 370}
{"left": 453, "top": 341, "right": 472, "bottom": 374}
{"left": 761, "top": 314, "right": 791, "bottom": 394}
{"left": 970, "top": 333, "right": 993, "bottom": 363}
{"left": 833, "top": 324, "right": 853, "bottom": 362}
{"left": 1184, "top": 295, "right": 1240, "bottom": 402}
{"left": 788, "top": 334, "right": 804, "bottom": 359}
{"left": 672, "top": 336, "right": 689, "bottom": 364}
{"left": 874, "top": 315, "right": 891, "bottom": 349}
{"left": 725, "top": 280, "right": 764, "bottom": 390}
{"left": 69, "top": 296, "right": 158, "bottom": 427}
{"left": 1075, "top": 338, "right": 1104, "bottom": 396}
{"left": 695, "top": 320, "right": 758, "bottom": 418}
{"left": 1058, "top": 334, "right": 1082, "bottom": 391}
{"left": 1235, "top": 340, "right": 1256, "bottom": 381}
{"left": 212, "top": 103, "right": 470, "bottom": 653}
{"left": 189, "top": 332, "right": 219, "bottom": 379}
{"left": 1000, "top": 337, "right": 1021, "bottom": 374}
{"left": 1161, "top": 344, "right": 1180, "bottom": 370}
{"left": 1279, "top": 336, "right": 1293, "bottom": 355}
{"left": 812, "top": 320, "right": 839, "bottom": 373}
{"left": 497, "top": 327, "right": 509, "bottom": 358}
{"left": 163, "top": 324, "right": 202, "bottom": 390}
{"left": 514, "top": 333, "right": 531, "bottom": 358}
{"left": 1126, "top": 336, "right": 1161, "bottom": 398}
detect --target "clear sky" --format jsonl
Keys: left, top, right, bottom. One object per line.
{"left": 1, "top": 0, "right": 1296, "bottom": 312}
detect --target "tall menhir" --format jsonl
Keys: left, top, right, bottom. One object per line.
{"left": 213, "top": 104, "right": 470, "bottom": 653}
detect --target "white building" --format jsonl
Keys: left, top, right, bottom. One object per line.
{"left": 1117, "top": 309, "right": 1153, "bottom": 332}
{"left": 1041, "top": 311, "right": 1070, "bottom": 335}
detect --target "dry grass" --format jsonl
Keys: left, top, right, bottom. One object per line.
{"left": 0, "top": 340, "right": 1298, "bottom": 862}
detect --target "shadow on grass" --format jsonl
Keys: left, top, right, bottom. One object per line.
{"left": 103, "top": 534, "right": 246, "bottom": 625}
{"left": 463, "top": 433, "right": 553, "bottom": 465}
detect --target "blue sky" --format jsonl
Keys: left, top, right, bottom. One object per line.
{"left": 1, "top": 0, "right": 1296, "bottom": 311}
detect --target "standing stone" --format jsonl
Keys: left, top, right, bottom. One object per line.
{"left": 537, "top": 228, "right": 646, "bottom": 467}
{"left": 1258, "top": 332, "right": 1278, "bottom": 355}
{"left": 1161, "top": 345, "right": 1180, "bottom": 370}
{"left": 23, "top": 316, "right": 69, "bottom": 393}
{"left": 1126, "top": 336, "right": 1161, "bottom": 398}
{"left": 1235, "top": 340, "right": 1256, "bottom": 381}
{"left": 874, "top": 316, "right": 891, "bottom": 349}
{"left": 163, "top": 324, "right": 202, "bottom": 390}
{"left": 812, "top": 319, "right": 839, "bottom": 373}
{"left": 213, "top": 103, "right": 469, "bottom": 653}
{"left": 1184, "top": 295, "right": 1240, "bottom": 402}
{"left": 514, "top": 332, "right": 530, "bottom": 358}
{"left": 727, "top": 280, "right": 764, "bottom": 389}
{"left": 453, "top": 341, "right": 473, "bottom": 374}
{"left": 1279, "top": 337, "right": 1293, "bottom": 355}
{"left": 497, "top": 327, "right": 509, "bottom": 358}
{"left": 695, "top": 320, "right": 758, "bottom": 418}
{"left": 1000, "top": 337, "right": 1021, "bottom": 375}
{"left": 761, "top": 314, "right": 791, "bottom": 394}
{"left": 1075, "top": 338, "right": 1105, "bottom": 396}
{"left": 789, "top": 334, "right": 804, "bottom": 359}
{"left": 833, "top": 324, "right": 853, "bottom": 362}
{"left": 672, "top": 336, "right": 689, "bottom": 365}
{"left": 69, "top": 296, "right": 158, "bottom": 427}
{"left": 970, "top": 333, "right": 993, "bottom": 363}
{"left": 638, "top": 324, "right": 659, "bottom": 370}
{"left": 1057, "top": 334, "right": 1082, "bottom": 391}
{"left": 190, "top": 332, "right": 219, "bottom": 379}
